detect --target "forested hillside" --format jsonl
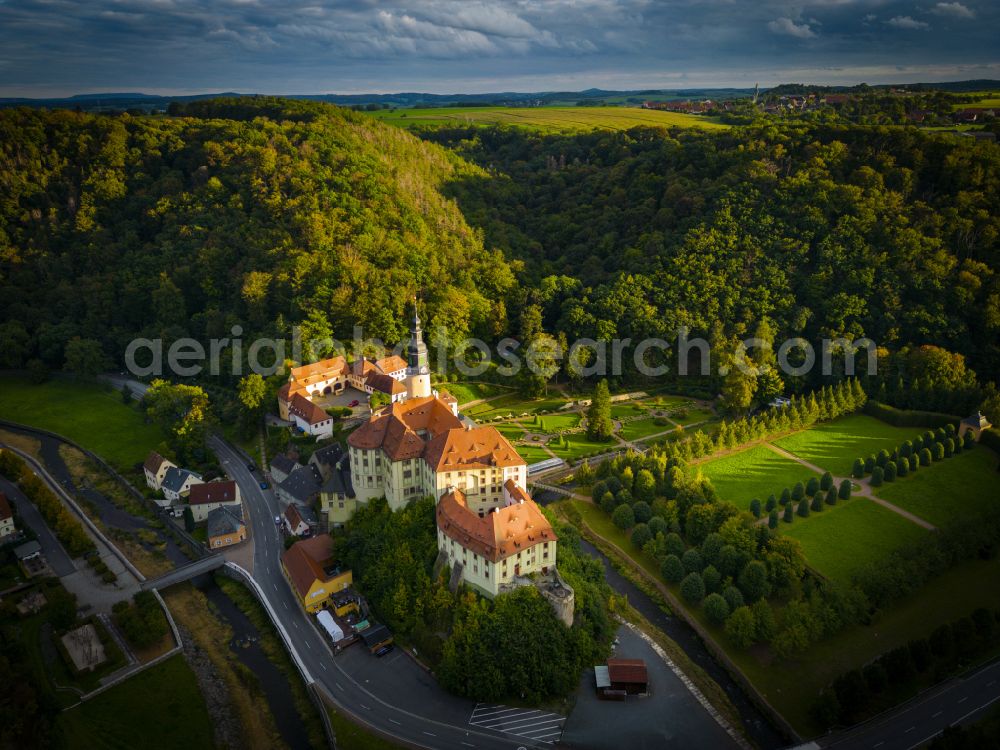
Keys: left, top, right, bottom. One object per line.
{"left": 428, "top": 124, "right": 1000, "bottom": 384}
{"left": 0, "top": 98, "right": 514, "bottom": 373}
{"left": 1, "top": 98, "right": 998, "bottom": 404}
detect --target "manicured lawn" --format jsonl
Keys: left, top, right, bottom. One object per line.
{"left": 437, "top": 381, "right": 506, "bottom": 405}
{"left": 611, "top": 403, "right": 649, "bottom": 418}
{"left": 464, "top": 393, "right": 569, "bottom": 420}
{"left": 773, "top": 414, "right": 927, "bottom": 477}
{"left": 696, "top": 444, "right": 820, "bottom": 510}
{"left": 672, "top": 407, "right": 716, "bottom": 426}
{"left": 56, "top": 654, "right": 214, "bottom": 750}
{"left": 619, "top": 417, "right": 673, "bottom": 442}
{"left": 531, "top": 413, "right": 581, "bottom": 432}
{"left": 875, "top": 446, "right": 1000, "bottom": 527}
{"left": 549, "top": 432, "right": 617, "bottom": 461}
{"left": 495, "top": 424, "right": 527, "bottom": 441}
{"left": 0, "top": 376, "right": 163, "bottom": 469}
{"left": 781, "top": 499, "right": 928, "bottom": 583}
{"left": 518, "top": 444, "right": 557, "bottom": 465}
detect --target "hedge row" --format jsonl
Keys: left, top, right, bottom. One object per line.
{"left": 863, "top": 400, "right": 960, "bottom": 429}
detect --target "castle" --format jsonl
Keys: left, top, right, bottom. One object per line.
{"left": 276, "top": 305, "right": 570, "bottom": 613}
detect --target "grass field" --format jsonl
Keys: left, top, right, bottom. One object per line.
{"left": 672, "top": 407, "right": 717, "bottom": 426}
{"left": 532, "top": 413, "right": 581, "bottom": 432}
{"left": 773, "top": 414, "right": 926, "bottom": 477}
{"left": 781, "top": 499, "right": 928, "bottom": 583}
{"left": 436, "top": 381, "right": 507, "bottom": 405}
{"left": 619, "top": 417, "right": 672, "bottom": 442}
{"left": 464, "top": 393, "right": 569, "bottom": 420}
{"left": 696, "top": 444, "right": 820, "bottom": 509}
{"left": 518, "top": 443, "right": 556, "bottom": 465}
{"left": 370, "top": 106, "right": 728, "bottom": 132}
{"left": 611, "top": 403, "right": 649, "bottom": 418}
{"left": 549, "top": 432, "right": 616, "bottom": 461}
{"left": 875, "top": 446, "right": 1000, "bottom": 527}
{"left": 55, "top": 655, "right": 214, "bottom": 750}
{"left": 0, "top": 376, "right": 163, "bottom": 469}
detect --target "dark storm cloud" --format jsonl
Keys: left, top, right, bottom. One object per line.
{"left": 0, "top": 0, "right": 996, "bottom": 96}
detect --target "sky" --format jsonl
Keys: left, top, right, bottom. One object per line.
{"left": 0, "top": 0, "right": 997, "bottom": 97}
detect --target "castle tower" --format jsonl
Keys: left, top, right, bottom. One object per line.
{"left": 405, "top": 299, "right": 431, "bottom": 399}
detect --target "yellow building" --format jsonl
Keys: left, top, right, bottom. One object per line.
{"left": 281, "top": 534, "right": 353, "bottom": 613}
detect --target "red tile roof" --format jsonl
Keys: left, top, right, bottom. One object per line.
{"left": 424, "top": 426, "right": 524, "bottom": 471}
{"left": 188, "top": 480, "right": 238, "bottom": 506}
{"left": 436, "top": 487, "right": 556, "bottom": 563}
{"left": 374, "top": 355, "right": 407, "bottom": 375}
{"left": 607, "top": 659, "right": 648, "bottom": 685}
{"left": 143, "top": 451, "right": 169, "bottom": 474}
{"left": 288, "top": 393, "right": 330, "bottom": 426}
{"left": 289, "top": 357, "right": 348, "bottom": 387}
{"left": 281, "top": 534, "right": 335, "bottom": 598}
{"left": 348, "top": 395, "right": 462, "bottom": 460}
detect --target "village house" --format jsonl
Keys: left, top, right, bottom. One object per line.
{"left": 281, "top": 534, "right": 353, "bottom": 613}
{"left": 284, "top": 503, "right": 312, "bottom": 537}
{"left": 187, "top": 479, "right": 241, "bottom": 523}
{"left": 143, "top": 451, "right": 176, "bottom": 492}
{"left": 286, "top": 393, "right": 335, "bottom": 439}
{"left": 0, "top": 492, "right": 16, "bottom": 539}
{"left": 160, "top": 466, "right": 203, "bottom": 505}
{"left": 206, "top": 505, "right": 246, "bottom": 549}
{"left": 277, "top": 463, "right": 323, "bottom": 510}
{"left": 269, "top": 453, "right": 298, "bottom": 485}
{"left": 311, "top": 444, "right": 356, "bottom": 529}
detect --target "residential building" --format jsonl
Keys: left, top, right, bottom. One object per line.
{"left": 959, "top": 411, "right": 992, "bottom": 442}
{"left": 281, "top": 534, "right": 353, "bottom": 613}
{"left": 206, "top": 505, "right": 246, "bottom": 549}
{"left": 287, "top": 393, "right": 335, "bottom": 439}
{"left": 143, "top": 451, "right": 176, "bottom": 491}
{"left": 435, "top": 485, "right": 559, "bottom": 598}
{"left": 269, "top": 453, "right": 298, "bottom": 485}
{"left": 160, "top": 466, "right": 203, "bottom": 505}
{"left": 315, "top": 446, "right": 356, "bottom": 529}
{"left": 0, "top": 492, "right": 16, "bottom": 539}
{"left": 284, "top": 503, "right": 312, "bottom": 537}
{"left": 277, "top": 464, "right": 323, "bottom": 511}
{"left": 187, "top": 480, "right": 241, "bottom": 523}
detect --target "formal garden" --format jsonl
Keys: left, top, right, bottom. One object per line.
{"left": 566, "top": 380, "right": 1000, "bottom": 735}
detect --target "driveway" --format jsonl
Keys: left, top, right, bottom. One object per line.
{"left": 561, "top": 624, "right": 739, "bottom": 750}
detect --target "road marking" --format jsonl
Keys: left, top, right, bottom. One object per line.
{"left": 304, "top": 640, "right": 311, "bottom": 650}
{"left": 461, "top": 743, "right": 475, "bottom": 748}
{"left": 958, "top": 696, "right": 967, "bottom": 703}
{"left": 360, "top": 703, "right": 370, "bottom": 710}
{"left": 283, "top": 601, "right": 288, "bottom": 610}
{"left": 904, "top": 693, "right": 1000, "bottom": 750}
{"left": 336, "top": 682, "right": 344, "bottom": 691}
{"left": 874, "top": 743, "right": 883, "bottom": 748}
{"left": 422, "top": 732, "right": 436, "bottom": 737}
{"left": 932, "top": 711, "right": 942, "bottom": 718}
{"left": 389, "top": 718, "right": 401, "bottom": 725}
{"left": 988, "top": 680, "right": 997, "bottom": 687}
{"left": 320, "top": 662, "right": 327, "bottom": 671}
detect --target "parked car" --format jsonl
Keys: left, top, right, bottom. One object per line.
{"left": 274, "top": 515, "right": 281, "bottom": 525}
{"left": 348, "top": 399, "right": 359, "bottom": 407}
{"left": 259, "top": 481, "right": 269, "bottom": 490}
{"left": 374, "top": 644, "right": 394, "bottom": 658}
{"left": 247, "top": 462, "right": 256, "bottom": 472}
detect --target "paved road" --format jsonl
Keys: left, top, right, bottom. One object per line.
{"left": 822, "top": 658, "right": 1000, "bottom": 750}
{"left": 209, "top": 435, "right": 536, "bottom": 750}
{"left": 0, "top": 476, "right": 76, "bottom": 576}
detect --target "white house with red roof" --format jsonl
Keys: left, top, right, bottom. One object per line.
{"left": 187, "top": 479, "right": 242, "bottom": 523}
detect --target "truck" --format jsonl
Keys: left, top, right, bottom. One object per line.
{"left": 316, "top": 609, "right": 345, "bottom": 643}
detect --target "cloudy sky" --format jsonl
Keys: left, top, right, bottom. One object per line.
{"left": 0, "top": 0, "right": 996, "bottom": 97}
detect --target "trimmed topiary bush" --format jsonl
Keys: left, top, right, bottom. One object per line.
{"left": 825, "top": 486, "right": 838, "bottom": 506}
{"left": 896, "top": 458, "right": 908, "bottom": 477}
{"left": 749, "top": 498, "right": 762, "bottom": 518}
{"left": 792, "top": 482, "right": 805, "bottom": 502}
{"left": 768, "top": 510, "right": 779, "bottom": 529}
{"left": 852, "top": 458, "right": 865, "bottom": 478}
{"left": 765, "top": 494, "right": 777, "bottom": 513}
{"left": 797, "top": 497, "right": 810, "bottom": 517}
{"left": 839, "top": 479, "right": 851, "bottom": 500}
{"left": 820, "top": 471, "right": 833, "bottom": 491}
{"left": 870, "top": 466, "right": 884, "bottom": 487}
{"left": 806, "top": 477, "right": 820, "bottom": 496}
{"left": 780, "top": 488, "right": 792, "bottom": 506}
{"left": 884, "top": 461, "right": 896, "bottom": 482}
{"left": 810, "top": 494, "right": 823, "bottom": 512}
{"left": 919, "top": 447, "right": 932, "bottom": 466}
{"left": 783, "top": 504, "right": 794, "bottom": 523}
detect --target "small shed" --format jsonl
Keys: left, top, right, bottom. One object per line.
{"left": 360, "top": 624, "right": 393, "bottom": 653}
{"left": 607, "top": 658, "right": 648, "bottom": 695}
{"left": 958, "top": 412, "right": 992, "bottom": 442}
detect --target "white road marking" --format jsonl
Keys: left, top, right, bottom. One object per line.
{"left": 958, "top": 696, "right": 968, "bottom": 703}
{"left": 336, "top": 682, "right": 344, "bottom": 691}
{"left": 932, "top": 711, "right": 942, "bottom": 718}
{"left": 360, "top": 703, "right": 370, "bottom": 710}
{"left": 304, "top": 640, "right": 311, "bottom": 650}
{"left": 461, "top": 743, "right": 475, "bottom": 748}
{"left": 422, "top": 732, "right": 436, "bottom": 737}
{"left": 320, "top": 662, "right": 327, "bottom": 671}
{"left": 873, "top": 742, "right": 883, "bottom": 748}
{"left": 904, "top": 726, "right": 915, "bottom": 733}
{"left": 389, "top": 718, "right": 401, "bottom": 725}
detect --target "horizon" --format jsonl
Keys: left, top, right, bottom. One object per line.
{"left": 1, "top": 1, "right": 998, "bottom": 98}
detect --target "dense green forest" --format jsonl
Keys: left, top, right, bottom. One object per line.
{"left": 1, "top": 98, "right": 998, "bottom": 410}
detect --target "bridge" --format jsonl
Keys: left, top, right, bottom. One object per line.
{"left": 529, "top": 481, "right": 578, "bottom": 499}
{"left": 139, "top": 554, "right": 226, "bottom": 591}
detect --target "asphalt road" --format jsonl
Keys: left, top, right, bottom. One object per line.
{"left": 209, "top": 435, "right": 536, "bottom": 750}
{"left": 0, "top": 475, "right": 76, "bottom": 576}
{"left": 822, "top": 658, "right": 1000, "bottom": 750}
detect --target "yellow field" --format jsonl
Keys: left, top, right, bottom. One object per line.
{"left": 370, "top": 105, "right": 728, "bottom": 132}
